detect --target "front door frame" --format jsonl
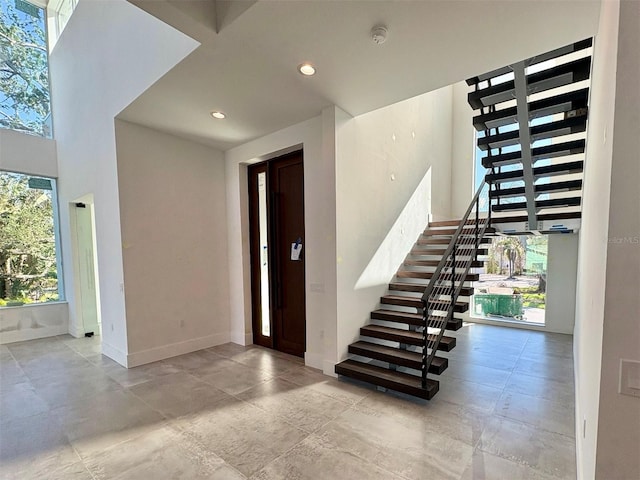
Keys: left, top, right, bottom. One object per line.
{"left": 247, "top": 150, "right": 306, "bottom": 356}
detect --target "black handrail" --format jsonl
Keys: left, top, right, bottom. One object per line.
{"left": 421, "top": 179, "right": 491, "bottom": 388}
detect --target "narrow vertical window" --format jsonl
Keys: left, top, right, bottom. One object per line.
{"left": 257, "top": 171, "right": 270, "bottom": 337}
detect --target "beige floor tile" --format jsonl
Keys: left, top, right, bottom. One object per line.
{"left": 278, "top": 366, "right": 371, "bottom": 405}
{"left": 495, "top": 391, "right": 575, "bottom": 437}
{"left": 53, "top": 388, "right": 166, "bottom": 458}
{"left": 193, "top": 360, "right": 273, "bottom": 395}
{"left": 433, "top": 377, "right": 503, "bottom": 414}
{"left": 0, "top": 381, "right": 49, "bottom": 424}
{"left": 161, "top": 349, "right": 225, "bottom": 371}
{"left": 208, "top": 342, "right": 258, "bottom": 358}
{"left": 252, "top": 433, "right": 403, "bottom": 480}
{"left": 99, "top": 357, "right": 185, "bottom": 387}
{"left": 129, "top": 372, "right": 233, "bottom": 418}
{"left": 1, "top": 327, "right": 578, "bottom": 480}
{"left": 62, "top": 336, "right": 102, "bottom": 357}
{"left": 514, "top": 356, "right": 574, "bottom": 383}
{"left": 225, "top": 348, "right": 303, "bottom": 376}
{"left": 478, "top": 415, "right": 576, "bottom": 479}
{"left": 19, "top": 351, "right": 93, "bottom": 381}
{"left": 504, "top": 371, "right": 575, "bottom": 405}
{"left": 4, "top": 461, "right": 95, "bottom": 480}
{"left": 357, "top": 390, "right": 489, "bottom": 447}
{"left": 176, "top": 398, "right": 308, "bottom": 477}
{"left": 0, "top": 411, "right": 80, "bottom": 480}
{"left": 441, "top": 360, "right": 513, "bottom": 390}
{"left": 6, "top": 337, "right": 67, "bottom": 360}
{"left": 237, "top": 377, "right": 351, "bottom": 432}
{"left": 30, "top": 368, "right": 121, "bottom": 408}
{"left": 447, "top": 348, "right": 520, "bottom": 371}
{"left": 0, "top": 361, "right": 29, "bottom": 390}
{"left": 84, "top": 424, "right": 244, "bottom": 480}
{"left": 317, "top": 404, "right": 475, "bottom": 480}
{"left": 461, "top": 450, "right": 559, "bottom": 480}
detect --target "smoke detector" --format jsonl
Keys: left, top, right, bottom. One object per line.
{"left": 371, "top": 25, "right": 388, "bottom": 45}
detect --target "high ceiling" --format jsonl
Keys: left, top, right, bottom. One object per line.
{"left": 119, "top": 0, "right": 601, "bottom": 151}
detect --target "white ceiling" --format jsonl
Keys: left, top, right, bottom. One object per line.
{"left": 119, "top": 0, "right": 601, "bottom": 151}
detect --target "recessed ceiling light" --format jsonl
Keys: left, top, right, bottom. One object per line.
{"left": 210, "top": 111, "right": 226, "bottom": 119}
{"left": 298, "top": 63, "right": 316, "bottom": 76}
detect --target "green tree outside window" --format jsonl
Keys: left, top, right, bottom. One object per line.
{"left": 0, "top": 0, "right": 51, "bottom": 137}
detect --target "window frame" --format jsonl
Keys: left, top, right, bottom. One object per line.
{"left": 0, "top": 170, "right": 65, "bottom": 307}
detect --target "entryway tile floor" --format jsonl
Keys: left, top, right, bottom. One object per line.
{"left": 0, "top": 323, "right": 576, "bottom": 479}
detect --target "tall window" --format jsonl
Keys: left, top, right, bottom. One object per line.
{"left": 47, "top": 0, "right": 78, "bottom": 49}
{"left": 0, "top": 171, "right": 62, "bottom": 306}
{"left": 473, "top": 235, "right": 548, "bottom": 325}
{"left": 0, "top": 0, "right": 52, "bottom": 137}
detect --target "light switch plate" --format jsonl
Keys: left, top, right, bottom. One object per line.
{"left": 619, "top": 359, "right": 640, "bottom": 397}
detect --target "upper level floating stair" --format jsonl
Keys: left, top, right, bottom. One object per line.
{"left": 467, "top": 37, "right": 593, "bottom": 234}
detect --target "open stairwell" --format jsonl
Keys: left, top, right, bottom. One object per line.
{"left": 469, "top": 38, "right": 593, "bottom": 234}
{"left": 335, "top": 37, "right": 593, "bottom": 400}
{"left": 335, "top": 219, "right": 494, "bottom": 399}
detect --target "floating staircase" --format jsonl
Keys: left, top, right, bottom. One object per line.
{"left": 335, "top": 38, "right": 593, "bottom": 399}
{"left": 335, "top": 219, "right": 493, "bottom": 399}
{"left": 468, "top": 37, "right": 593, "bottom": 234}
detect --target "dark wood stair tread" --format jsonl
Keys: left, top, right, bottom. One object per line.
{"left": 486, "top": 160, "right": 584, "bottom": 184}
{"left": 478, "top": 115, "right": 587, "bottom": 151}
{"left": 404, "top": 259, "right": 483, "bottom": 268}
{"left": 360, "top": 324, "right": 456, "bottom": 351}
{"left": 417, "top": 237, "right": 452, "bottom": 245}
{"left": 348, "top": 341, "right": 447, "bottom": 374}
{"left": 489, "top": 180, "right": 582, "bottom": 199}
{"left": 371, "top": 309, "right": 422, "bottom": 326}
{"left": 335, "top": 359, "right": 439, "bottom": 400}
{"left": 397, "top": 271, "right": 480, "bottom": 282}
{"left": 371, "top": 309, "right": 462, "bottom": 331}
{"left": 473, "top": 88, "right": 589, "bottom": 131}
{"left": 380, "top": 295, "right": 468, "bottom": 312}
{"left": 428, "top": 219, "right": 467, "bottom": 227}
{"left": 468, "top": 56, "right": 591, "bottom": 109}
{"left": 492, "top": 196, "right": 581, "bottom": 212}
{"left": 423, "top": 227, "right": 495, "bottom": 236}
{"left": 491, "top": 211, "right": 582, "bottom": 224}
{"left": 389, "top": 282, "right": 474, "bottom": 297}
{"left": 466, "top": 39, "right": 592, "bottom": 87}
{"left": 482, "top": 139, "right": 585, "bottom": 169}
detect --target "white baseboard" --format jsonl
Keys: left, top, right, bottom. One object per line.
{"left": 101, "top": 341, "right": 127, "bottom": 367}
{"left": 0, "top": 324, "right": 68, "bottom": 345}
{"left": 231, "top": 330, "right": 253, "bottom": 346}
{"left": 304, "top": 351, "right": 323, "bottom": 370}
{"left": 126, "top": 332, "right": 230, "bottom": 367}
{"left": 323, "top": 359, "right": 338, "bottom": 377}
{"left": 68, "top": 322, "right": 84, "bottom": 338}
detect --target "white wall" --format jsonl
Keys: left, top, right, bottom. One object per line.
{"left": 0, "top": 130, "right": 57, "bottom": 178}
{"left": 574, "top": 1, "right": 619, "bottom": 478}
{"left": 115, "top": 120, "right": 230, "bottom": 367}
{"left": 451, "top": 81, "right": 476, "bottom": 218}
{"left": 0, "top": 303, "right": 68, "bottom": 344}
{"left": 225, "top": 113, "right": 337, "bottom": 373}
{"left": 49, "top": 0, "right": 198, "bottom": 365}
{"left": 335, "top": 86, "right": 454, "bottom": 362}
{"left": 545, "top": 234, "right": 579, "bottom": 334}
{"left": 595, "top": 0, "right": 640, "bottom": 477}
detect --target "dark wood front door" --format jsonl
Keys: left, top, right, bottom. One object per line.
{"left": 248, "top": 151, "right": 306, "bottom": 357}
